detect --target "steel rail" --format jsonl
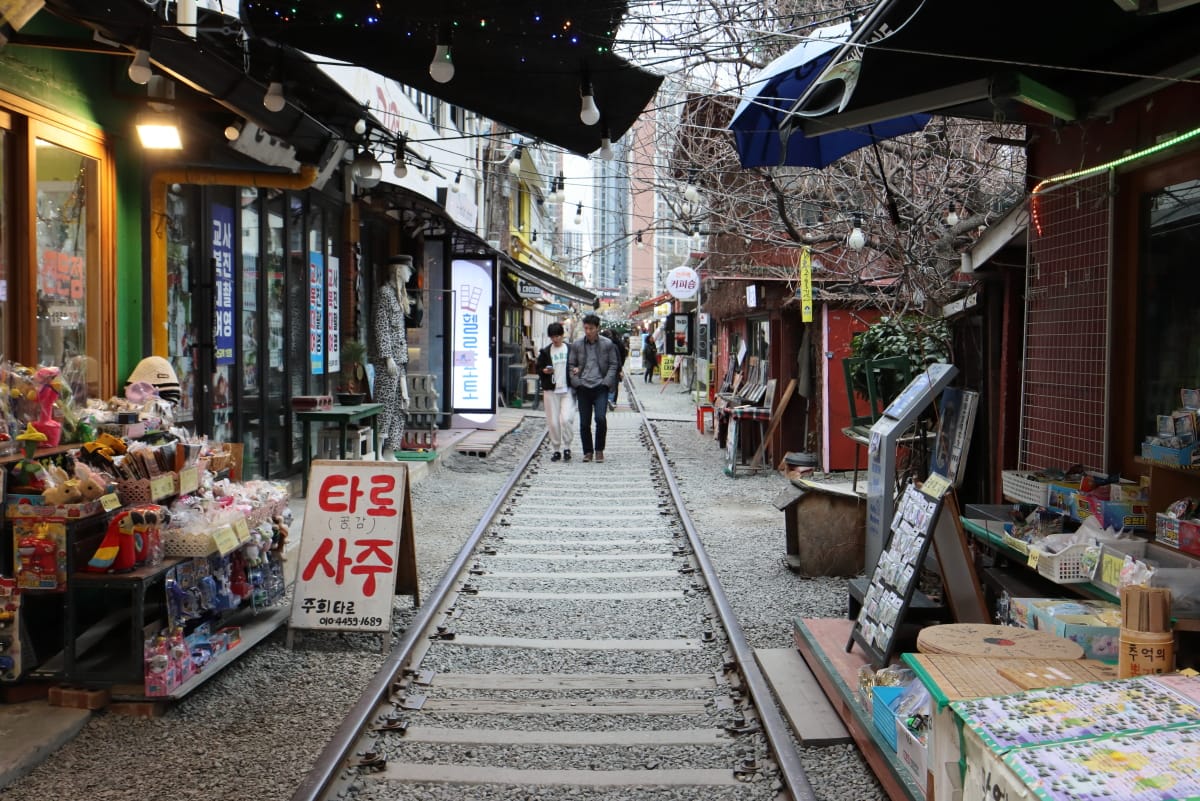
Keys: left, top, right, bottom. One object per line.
{"left": 634, "top": 387, "right": 819, "bottom": 801}
{"left": 290, "top": 430, "right": 547, "bottom": 801}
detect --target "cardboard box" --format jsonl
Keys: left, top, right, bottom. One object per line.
{"left": 895, "top": 717, "right": 929, "bottom": 796}
{"left": 1028, "top": 598, "right": 1121, "bottom": 663}
{"left": 1076, "top": 493, "right": 1148, "bottom": 531}
{"left": 1179, "top": 519, "right": 1200, "bottom": 557}
{"left": 1141, "top": 441, "right": 1200, "bottom": 466}
{"left": 1007, "top": 596, "right": 1036, "bottom": 628}
{"left": 1158, "top": 513, "right": 1182, "bottom": 548}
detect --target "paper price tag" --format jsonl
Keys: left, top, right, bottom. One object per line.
{"left": 233, "top": 516, "right": 251, "bottom": 543}
{"left": 99, "top": 493, "right": 122, "bottom": 512}
{"left": 920, "top": 473, "right": 951, "bottom": 499}
{"left": 178, "top": 466, "right": 199, "bottom": 495}
{"left": 212, "top": 525, "right": 240, "bottom": 556}
{"left": 1026, "top": 548, "right": 1041, "bottom": 569}
{"left": 150, "top": 474, "right": 175, "bottom": 500}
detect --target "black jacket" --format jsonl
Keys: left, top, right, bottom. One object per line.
{"left": 536, "top": 342, "right": 572, "bottom": 391}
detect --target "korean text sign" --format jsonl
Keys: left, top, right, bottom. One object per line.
{"left": 290, "top": 461, "right": 409, "bottom": 633}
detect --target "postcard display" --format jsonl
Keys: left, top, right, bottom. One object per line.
{"left": 953, "top": 673, "right": 1200, "bottom": 801}
{"left": 849, "top": 481, "right": 943, "bottom": 667}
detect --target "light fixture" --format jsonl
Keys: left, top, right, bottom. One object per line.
{"left": 945, "top": 208, "right": 959, "bottom": 227}
{"left": 690, "top": 225, "right": 701, "bottom": 243}
{"left": 847, "top": 217, "right": 866, "bottom": 251}
{"left": 223, "top": 119, "right": 244, "bottom": 142}
{"left": 508, "top": 145, "right": 523, "bottom": 177}
{"left": 263, "top": 81, "right": 285, "bottom": 112}
{"left": 451, "top": 170, "right": 462, "bottom": 193}
{"left": 574, "top": 202, "right": 583, "bottom": 226}
{"left": 683, "top": 180, "right": 700, "bottom": 205}
{"left": 636, "top": 231, "right": 644, "bottom": 249}
{"left": 579, "top": 77, "right": 600, "bottom": 126}
{"left": 352, "top": 150, "right": 382, "bottom": 189}
{"left": 136, "top": 111, "right": 183, "bottom": 150}
{"left": 429, "top": 27, "right": 455, "bottom": 83}
{"left": 421, "top": 157, "right": 432, "bottom": 182}
{"left": 353, "top": 118, "right": 368, "bottom": 136}
{"left": 128, "top": 48, "right": 153, "bottom": 85}
{"left": 532, "top": 230, "right": 538, "bottom": 242}
{"left": 599, "top": 129, "right": 614, "bottom": 161}
{"left": 393, "top": 157, "right": 408, "bottom": 179}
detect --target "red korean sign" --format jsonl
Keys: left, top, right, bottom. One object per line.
{"left": 289, "top": 460, "right": 417, "bottom": 633}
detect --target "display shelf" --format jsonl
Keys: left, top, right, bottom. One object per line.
{"left": 1145, "top": 460, "right": 1200, "bottom": 518}
{"left": 108, "top": 604, "right": 289, "bottom": 702}
{"left": 793, "top": 617, "right": 924, "bottom": 801}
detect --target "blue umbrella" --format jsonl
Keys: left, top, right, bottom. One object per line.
{"left": 729, "top": 24, "right": 931, "bottom": 169}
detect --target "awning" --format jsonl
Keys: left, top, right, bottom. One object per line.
{"left": 240, "top": 2, "right": 663, "bottom": 156}
{"left": 504, "top": 258, "right": 596, "bottom": 306}
{"left": 785, "top": 0, "right": 1200, "bottom": 135}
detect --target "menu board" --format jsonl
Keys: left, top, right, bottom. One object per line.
{"left": 848, "top": 481, "right": 943, "bottom": 667}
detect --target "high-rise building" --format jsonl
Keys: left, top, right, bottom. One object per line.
{"left": 591, "top": 140, "right": 630, "bottom": 296}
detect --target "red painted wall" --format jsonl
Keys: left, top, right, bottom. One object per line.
{"left": 823, "top": 306, "right": 882, "bottom": 471}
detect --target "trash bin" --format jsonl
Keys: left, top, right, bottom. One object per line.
{"left": 524, "top": 375, "right": 541, "bottom": 410}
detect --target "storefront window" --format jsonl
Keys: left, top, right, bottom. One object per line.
{"left": 265, "top": 190, "right": 287, "bottom": 472}
{"left": 166, "top": 185, "right": 197, "bottom": 424}
{"left": 35, "top": 138, "right": 97, "bottom": 386}
{"left": 240, "top": 188, "right": 262, "bottom": 477}
{"left": 1136, "top": 178, "right": 1200, "bottom": 445}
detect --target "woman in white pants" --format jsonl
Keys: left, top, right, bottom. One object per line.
{"left": 535, "top": 322, "right": 576, "bottom": 461}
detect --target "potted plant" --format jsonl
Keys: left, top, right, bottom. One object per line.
{"left": 337, "top": 340, "right": 368, "bottom": 404}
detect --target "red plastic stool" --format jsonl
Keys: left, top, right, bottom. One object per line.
{"left": 696, "top": 404, "right": 716, "bottom": 434}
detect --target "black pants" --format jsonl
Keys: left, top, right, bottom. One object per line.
{"left": 575, "top": 384, "right": 609, "bottom": 455}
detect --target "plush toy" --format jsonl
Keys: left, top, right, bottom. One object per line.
{"left": 79, "top": 432, "right": 128, "bottom": 472}
{"left": 11, "top": 423, "right": 50, "bottom": 493}
{"left": 42, "top": 479, "right": 83, "bottom": 506}
{"left": 30, "top": 367, "right": 62, "bottom": 447}
{"left": 73, "top": 462, "right": 111, "bottom": 502}
{"left": 271, "top": 515, "right": 290, "bottom": 553}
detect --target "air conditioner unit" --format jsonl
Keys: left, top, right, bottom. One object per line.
{"left": 487, "top": 239, "right": 502, "bottom": 252}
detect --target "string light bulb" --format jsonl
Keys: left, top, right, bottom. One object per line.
{"left": 579, "top": 78, "right": 600, "bottom": 126}
{"left": 451, "top": 170, "right": 462, "bottom": 193}
{"left": 352, "top": 150, "right": 382, "bottom": 189}
{"left": 636, "top": 231, "right": 644, "bottom": 249}
{"left": 574, "top": 202, "right": 583, "bottom": 226}
{"left": 353, "top": 118, "right": 368, "bottom": 136}
{"left": 429, "top": 27, "right": 455, "bottom": 83}
{"left": 945, "top": 208, "right": 959, "bottom": 227}
{"left": 128, "top": 48, "right": 153, "bottom": 85}
{"left": 683, "top": 181, "right": 700, "bottom": 205}
{"left": 263, "top": 81, "right": 285, "bottom": 112}
{"left": 599, "top": 131, "right": 614, "bottom": 161}
{"left": 223, "top": 120, "right": 243, "bottom": 142}
{"left": 847, "top": 224, "right": 866, "bottom": 251}
{"left": 508, "top": 145, "right": 523, "bottom": 177}
{"left": 394, "top": 156, "right": 407, "bottom": 179}
{"left": 421, "top": 157, "right": 432, "bottom": 182}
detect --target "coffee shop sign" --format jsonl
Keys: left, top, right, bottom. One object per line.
{"left": 666, "top": 266, "right": 699, "bottom": 300}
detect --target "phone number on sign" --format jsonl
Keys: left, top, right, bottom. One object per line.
{"left": 317, "top": 617, "right": 384, "bottom": 628}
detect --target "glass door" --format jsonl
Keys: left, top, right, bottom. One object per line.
{"left": 238, "top": 188, "right": 264, "bottom": 478}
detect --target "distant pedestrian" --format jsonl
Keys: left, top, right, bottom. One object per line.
{"left": 642, "top": 335, "right": 658, "bottom": 383}
{"left": 536, "top": 322, "right": 575, "bottom": 462}
{"left": 569, "top": 313, "right": 619, "bottom": 463}
{"left": 603, "top": 328, "right": 627, "bottom": 410}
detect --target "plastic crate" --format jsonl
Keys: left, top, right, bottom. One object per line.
{"left": 1033, "top": 543, "right": 1095, "bottom": 584}
{"left": 1001, "top": 471, "right": 1056, "bottom": 506}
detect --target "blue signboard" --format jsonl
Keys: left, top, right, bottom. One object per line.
{"left": 211, "top": 204, "right": 235, "bottom": 366}
{"left": 309, "top": 252, "right": 325, "bottom": 375}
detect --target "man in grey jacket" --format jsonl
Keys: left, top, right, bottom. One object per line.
{"left": 568, "top": 313, "right": 619, "bottom": 462}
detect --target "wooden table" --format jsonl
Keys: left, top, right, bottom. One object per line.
{"left": 295, "top": 403, "right": 383, "bottom": 496}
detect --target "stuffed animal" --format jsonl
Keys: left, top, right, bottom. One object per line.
{"left": 271, "top": 515, "right": 290, "bottom": 553}
{"left": 73, "top": 462, "right": 111, "bottom": 502}
{"left": 42, "top": 479, "right": 83, "bottom": 506}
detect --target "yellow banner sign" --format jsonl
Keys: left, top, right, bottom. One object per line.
{"left": 800, "top": 247, "right": 813, "bottom": 323}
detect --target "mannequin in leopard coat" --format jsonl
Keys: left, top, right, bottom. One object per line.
{"left": 371, "top": 255, "right": 412, "bottom": 460}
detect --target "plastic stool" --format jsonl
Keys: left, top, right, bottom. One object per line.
{"left": 696, "top": 404, "right": 716, "bottom": 434}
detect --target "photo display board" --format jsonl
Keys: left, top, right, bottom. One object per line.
{"left": 849, "top": 481, "right": 943, "bottom": 667}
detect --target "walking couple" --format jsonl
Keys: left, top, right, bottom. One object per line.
{"left": 536, "top": 314, "right": 621, "bottom": 463}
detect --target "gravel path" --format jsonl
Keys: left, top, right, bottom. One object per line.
{"left": 1, "top": 381, "right": 884, "bottom": 801}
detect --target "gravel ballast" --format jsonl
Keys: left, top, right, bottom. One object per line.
{"left": 1, "top": 381, "right": 885, "bottom": 801}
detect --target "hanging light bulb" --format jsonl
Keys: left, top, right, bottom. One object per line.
{"left": 636, "top": 231, "right": 644, "bottom": 249}
{"left": 847, "top": 223, "right": 866, "bottom": 251}
{"left": 690, "top": 226, "right": 701, "bottom": 244}
{"left": 263, "top": 81, "right": 285, "bottom": 112}
{"left": 353, "top": 118, "right": 368, "bottom": 136}
{"left": 683, "top": 181, "right": 700, "bottom": 205}
{"left": 352, "top": 150, "right": 382, "bottom": 189}
{"left": 508, "top": 144, "right": 523, "bottom": 177}
{"left": 599, "top": 130, "right": 614, "bottom": 161}
{"left": 579, "top": 77, "right": 600, "bottom": 126}
{"left": 128, "top": 48, "right": 153, "bottom": 85}
{"left": 421, "top": 157, "right": 432, "bottom": 182}
{"left": 532, "top": 230, "right": 538, "bottom": 243}
{"left": 393, "top": 156, "right": 408, "bottom": 179}
{"left": 451, "top": 170, "right": 462, "bottom": 193}
{"left": 429, "top": 27, "right": 455, "bottom": 83}
{"left": 223, "top": 119, "right": 243, "bottom": 142}
{"left": 945, "top": 208, "right": 959, "bottom": 227}
{"left": 574, "top": 202, "right": 583, "bottom": 226}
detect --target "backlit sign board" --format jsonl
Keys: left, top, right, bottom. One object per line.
{"left": 450, "top": 257, "right": 495, "bottom": 412}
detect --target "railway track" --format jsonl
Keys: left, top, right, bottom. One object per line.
{"left": 295, "top": 387, "right": 818, "bottom": 801}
